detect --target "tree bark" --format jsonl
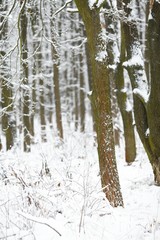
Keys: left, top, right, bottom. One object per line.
{"left": 0, "top": 1, "right": 15, "bottom": 150}
{"left": 51, "top": 6, "right": 63, "bottom": 139}
{"left": 79, "top": 49, "right": 85, "bottom": 132}
{"left": 147, "top": 1, "right": 160, "bottom": 184}
{"left": 105, "top": 1, "right": 136, "bottom": 163}
{"left": 121, "top": 0, "right": 160, "bottom": 185}
{"left": 74, "top": 0, "right": 123, "bottom": 207}
{"left": 20, "top": 1, "right": 31, "bottom": 152}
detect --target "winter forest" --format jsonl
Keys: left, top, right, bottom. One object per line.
{"left": 0, "top": 0, "right": 160, "bottom": 239}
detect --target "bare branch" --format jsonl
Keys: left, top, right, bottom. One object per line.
{"left": 17, "top": 211, "right": 62, "bottom": 237}
{"left": 54, "top": 0, "right": 73, "bottom": 15}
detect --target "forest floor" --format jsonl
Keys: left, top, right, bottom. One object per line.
{"left": 0, "top": 129, "right": 160, "bottom": 240}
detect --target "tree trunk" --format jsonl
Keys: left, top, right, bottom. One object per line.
{"left": 115, "top": 25, "right": 136, "bottom": 164}
{"left": 105, "top": 1, "right": 136, "bottom": 163}
{"left": 50, "top": 6, "right": 63, "bottom": 139}
{"left": 20, "top": 1, "right": 31, "bottom": 152}
{"left": 147, "top": 1, "right": 160, "bottom": 184}
{"left": 74, "top": 0, "right": 123, "bottom": 207}
{"left": 0, "top": 1, "right": 15, "bottom": 150}
{"left": 30, "top": 2, "right": 39, "bottom": 140}
{"left": 79, "top": 49, "right": 85, "bottom": 132}
{"left": 53, "top": 59, "right": 63, "bottom": 139}
{"left": 121, "top": 0, "right": 160, "bottom": 185}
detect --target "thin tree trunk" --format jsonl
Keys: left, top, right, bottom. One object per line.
{"left": 20, "top": 1, "right": 31, "bottom": 152}
{"left": 50, "top": 7, "right": 63, "bottom": 139}
{"left": 79, "top": 49, "right": 85, "bottom": 132}
{"left": 115, "top": 25, "right": 136, "bottom": 164}
{"left": 53, "top": 60, "right": 63, "bottom": 139}
{"left": 0, "top": 1, "right": 15, "bottom": 150}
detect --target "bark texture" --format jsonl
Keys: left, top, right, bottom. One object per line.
{"left": 20, "top": 1, "right": 31, "bottom": 152}
{"left": 121, "top": 0, "right": 160, "bottom": 185}
{"left": 51, "top": 6, "right": 63, "bottom": 139}
{"left": 104, "top": 1, "right": 136, "bottom": 163}
{"left": 147, "top": 1, "right": 160, "bottom": 185}
{"left": 0, "top": 2, "right": 15, "bottom": 150}
{"left": 74, "top": 0, "right": 123, "bottom": 207}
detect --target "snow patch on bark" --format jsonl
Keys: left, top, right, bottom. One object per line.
{"left": 88, "top": 0, "right": 105, "bottom": 9}
{"left": 123, "top": 42, "right": 144, "bottom": 67}
{"left": 95, "top": 50, "right": 107, "bottom": 62}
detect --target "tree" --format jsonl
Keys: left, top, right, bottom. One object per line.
{"left": 0, "top": 0, "right": 15, "bottom": 150}
{"left": 51, "top": 4, "right": 63, "bottom": 139}
{"left": 104, "top": 1, "right": 136, "bottom": 163}
{"left": 19, "top": 0, "right": 31, "bottom": 152}
{"left": 119, "top": 0, "right": 160, "bottom": 185}
{"left": 74, "top": 0, "right": 123, "bottom": 207}
{"left": 147, "top": 0, "right": 160, "bottom": 184}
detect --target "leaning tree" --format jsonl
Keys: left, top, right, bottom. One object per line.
{"left": 119, "top": 0, "right": 160, "bottom": 185}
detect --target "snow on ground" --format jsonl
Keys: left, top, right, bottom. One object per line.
{"left": 0, "top": 130, "right": 160, "bottom": 240}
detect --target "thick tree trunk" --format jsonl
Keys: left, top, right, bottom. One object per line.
{"left": 121, "top": 0, "right": 160, "bottom": 185}
{"left": 147, "top": 1, "right": 160, "bottom": 185}
{"left": 74, "top": 0, "right": 123, "bottom": 207}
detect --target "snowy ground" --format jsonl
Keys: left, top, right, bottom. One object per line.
{"left": 0, "top": 130, "right": 160, "bottom": 240}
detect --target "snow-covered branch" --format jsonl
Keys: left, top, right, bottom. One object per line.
{"left": 54, "top": 0, "right": 73, "bottom": 15}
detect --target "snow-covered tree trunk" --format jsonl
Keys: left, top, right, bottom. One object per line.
{"left": 147, "top": 0, "right": 160, "bottom": 185}
{"left": 0, "top": 1, "right": 15, "bottom": 150}
{"left": 115, "top": 27, "right": 136, "bottom": 163}
{"left": 51, "top": 5, "right": 63, "bottom": 139}
{"left": 29, "top": 1, "right": 39, "bottom": 140}
{"left": 19, "top": 1, "right": 31, "bottom": 152}
{"left": 120, "top": 0, "right": 160, "bottom": 185}
{"left": 74, "top": 0, "right": 123, "bottom": 207}
{"left": 105, "top": 1, "right": 136, "bottom": 163}
{"left": 120, "top": 0, "right": 151, "bottom": 159}
{"left": 79, "top": 47, "right": 85, "bottom": 132}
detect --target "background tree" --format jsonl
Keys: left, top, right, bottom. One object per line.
{"left": 105, "top": 1, "right": 136, "bottom": 163}
{"left": 50, "top": 5, "right": 64, "bottom": 139}
{"left": 0, "top": 0, "right": 15, "bottom": 150}
{"left": 147, "top": 0, "right": 160, "bottom": 184}
{"left": 118, "top": 0, "right": 160, "bottom": 185}
{"left": 19, "top": 0, "right": 31, "bottom": 151}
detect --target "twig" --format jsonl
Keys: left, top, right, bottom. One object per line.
{"left": 0, "top": 234, "right": 16, "bottom": 239}
{"left": 54, "top": 0, "right": 73, "bottom": 15}
{"left": 17, "top": 211, "right": 62, "bottom": 237}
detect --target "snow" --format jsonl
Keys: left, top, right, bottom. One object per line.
{"left": 0, "top": 130, "right": 160, "bottom": 240}
{"left": 88, "top": 0, "right": 104, "bottom": 9}
{"left": 123, "top": 43, "right": 149, "bottom": 104}
{"left": 95, "top": 50, "right": 107, "bottom": 62}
